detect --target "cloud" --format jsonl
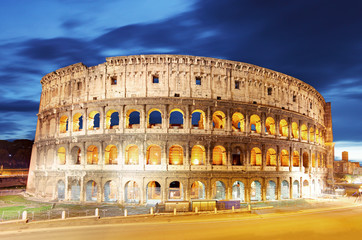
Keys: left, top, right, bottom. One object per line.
{"left": 0, "top": 99, "right": 39, "bottom": 113}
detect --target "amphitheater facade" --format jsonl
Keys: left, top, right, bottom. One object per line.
{"left": 27, "top": 54, "right": 334, "bottom": 204}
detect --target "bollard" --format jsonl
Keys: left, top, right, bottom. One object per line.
{"left": 61, "top": 211, "right": 66, "bottom": 220}
{"left": 150, "top": 207, "right": 154, "bottom": 215}
{"left": 174, "top": 208, "right": 177, "bottom": 215}
{"left": 95, "top": 208, "right": 99, "bottom": 217}
{"left": 232, "top": 206, "right": 235, "bottom": 212}
{"left": 124, "top": 209, "right": 128, "bottom": 217}
{"left": 195, "top": 207, "right": 198, "bottom": 213}
{"left": 22, "top": 211, "right": 27, "bottom": 220}
{"left": 214, "top": 208, "right": 217, "bottom": 214}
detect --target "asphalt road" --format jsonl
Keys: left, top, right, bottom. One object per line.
{"left": 1, "top": 206, "right": 362, "bottom": 240}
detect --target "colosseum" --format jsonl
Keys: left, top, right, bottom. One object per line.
{"left": 26, "top": 54, "right": 334, "bottom": 204}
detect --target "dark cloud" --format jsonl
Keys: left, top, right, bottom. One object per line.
{"left": 0, "top": 99, "right": 39, "bottom": 113}
{"left": 61, "top": 19, "right": 84, "bottom": 30}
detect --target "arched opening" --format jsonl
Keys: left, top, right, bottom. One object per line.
{"left": 86, "top": 145, "right": 98, "bottom": 165}
{"left": 312, "top": 154, "right": 316, "bottom": 167}
{"left": 292, "top": 122, "right": 299, "bottom": 139}
{"left": 303, "top": 180, "right": 310, "bottom": 198}
{"left": 104, "top": 180, "right": 117, "bottom": 202}
{"left": 212, "top": 146, "right": 227, "bottom": 165}
{"left": 265, "top": 117, "right": 276, "bottom": 135}
{"left": 191, "top": 145, "right": 205, "bottom": 165}
{"left": 169, "top": 145, "right": 183, "bottom": 165}
{"left": 126, "top": 110, "right": 140, "bottom": 129}
{"left": 212, "top": 111, "right": 226, "bottom": 129}
{"left": 232, "top": 112, "right": 245, "bottom": 132}
{"left": 266, "top": 181, "right": 276, "bottom": 200}
{"left": 169, "top": 109, "right": 184, "bottom": 129}
{"left": 59, "top": 115, "right": 68, "bottom": 133}
{"left": 301, "top": 124, "right": 308, "bottom": 140}
{"left": 73, "top": 113, "right": 83, "bottom": 132}
{"left": 316, "top": 129, "right": 320, "bottom": 143}
{"left": 105, "top": 145, "right": 118, "bottom": 165}
{"left": 70, "top": 181, "right": 80, "bottom": 201}
{"left": 57, "top": 180, "right": 65, "bottom": 200}
{"left": 251, "top": 181, "right": 262, "bottom": 201}
{"left": 148, "top": 109, "right": 162, "bottom": 128}
{"left": 212, "top": 181, "right": 226, "bottom": 200}
{"left": 293, "top": 151, "right": 300, "bottom": 167}
{"left": 281, "top": 149, "right": 289, "bottom": 166}
{"left": 232, "top": 181, "right": 245, "bottom": 201}
{"left": 147, "top": 181, "right": 161, "bottom": 201}
{"left": 58, "top": 147, "right": 66, "bottom": 165}
{"left": 71, "top": 146, "right": 81, "bottom": 164}
{"left": 125, "top": 145, "right": 139, "bottom": 165}
{"left": 303, "top": 152, "right": 309, "bottom": 168}
{"left": 191, "top": 110, "right": 206, "bottom": 129}
{"left": 232, "top": 147, "right": 242, "bottom": 166}
{"left": 250, "top": 114, "right": 261, "bottom": 133}
{"left": 169, "top": 181, "right": 183, "bottom": 200}
{"left": 125, "top": 181, "right": 139, "bottom": 203}
{"left": 281, "top": 180, "right": 290, "bottom": 199}
{"left": 146, "top": 145, "right": 161, "bottom": 165}
{"left": 88, "top": 111, "right": 100, "bottom": 130}
{"left": 317, "top": 154, "right": 321, "bottom": 168}
{"left": 190, "top": 181, "right": 205, "bottom": 199}
{"left": 266, "top": 148, "right": 276, "bottom": 166}
{"left": 106, "top": 110, "right": 119, "bottom": 129}
{"left": 293, "top": 180, "right": 300, "bottom": 198}
{"left": 279, "top": 119, "right": 288, "bottom": 137}
{"left": 309, "top": 128, "right": 315, "bottom": 142}
{"left": 86, "top": 180, "right": 97, "bottom": 202}
{"left": 251, "top": 147, "right": 262, "bottom": 166}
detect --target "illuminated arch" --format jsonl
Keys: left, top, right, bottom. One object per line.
{"left": 292, "top": 122, "right": 299, "bottom": 139}
{"left": 251, "top": 147, "right": 262, "bottom": 166}
{"left": 293, "top": 151, "right": 300, "bottom": 167}
{"left": 212, "top": 181, "right": 226, "bottom": 200}
{"left": 70, "top": 146, "right": 81, "bottom": 164}
{"left": 147, "top": 181, "right": 161, "bottom": 201}
{"left": 105, "top": 145, "right": 118, "bottom": 165}
{"left": 169, "top": 108, "right": 184, "bottom": 128}
{"left": 312, "top": 153, "right": 316, "bottom": 167}
{"left": 232, "top": 112, "right": 245, "bottom": 132}
{"left": 212, "top": 111, "right": 226, "bottom": 129}
{"left": 316, "top": 129, "right": 320, "bottom": 143}
{"left": 191, "top": 145, "right": 205, "bottom": 165}
{"left": 212, "top": 146, "right": 227, "bottom": 165}
{"left": 317, "top": 154, "right": 321, "bottom": 167}
{"left": 303, "top": 152, "right": 309, "bottom": 168}
{"left": 147, "top": 108, "right": 162, "bottom": 128}
{"left": 59, "top": 115, "right": 68, "bottom": 133}
{"left": 88, "top": 111, "right": 100, "bottom": 130}
{"left": 190, "top": 181, "right": 205, "bottom": 199}
{"left": 266, "top": 148, "right": 276, "bottom": 166}
{"left": 251, "top": 181, "right": 262, "bottom": 201}
{"left": 281, "top": 149, "right": 289, "bottom": 166}
{"left": 125, "top": 181, "right": 139, "bottom": 203}
{"left": 106, "top": 110, "right": 119, "bottom": 129}
{"left": 73, "top": 113, "right": 83, "bottom": 132}
{"left": 309, "top": 127, "right": 315, "bottom": 142}
{"left": 250, "top": 114, "right": 261, "bottom": 133}
{"left": 279, "top": 119, "right": 288, "bottom": 137}
{"left": 86, "top": 145, "right": 98, "bottom": 165}
{"left": 265, "top": 117, "right": 276, "bottom": 135}
{"left": 58, "top": 147, "right": 66, "bottom": 165}
{"left": 169, "top": 145, "right": 183, "bottom": 165}
{"left": 169, "top": 181, "right": 183, "bottom": 200}
{"left": 301, "top": 124, "right": 308, "bottom": 140}
{"left": 232, "top": 181, "right": 245, "bottom": 201}
{"left": 125, "top": 145, "right": 139, "bottom": 165}
{"left": 126, "top": 109, "right": 140, "bottom": 129}
{"left": 191, "top": 110, "right": 206, "bottom": 129}
{"left": 86, "top": 180, "right": 97, "bottom": 202}
{"left": 146, "top": 145, "right": 161, "bottom": 165}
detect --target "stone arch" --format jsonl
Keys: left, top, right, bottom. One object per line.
{"left": 146, "top": 181, "right": 161, "bottom": 202}
{"left": 125, "top": 144, "right": 139, "bottom": 165}
{"left": 190, "top": 181, "right": 205, "bottom": 199}
{"left": 73, "top": 113, "right": 83, "bottom": 132}
{"left": 169, "top": 145, "right": 183, "bottom": 165}
{"left": 265, "top": 117, "right": 276, "bottom": 135}
{"left": 88, "top": 111, "right": 100, "bottom": 130}
{"left": 169, "top": 181, "right": 183, "bottom": 200}
{"left": 105, "top": 145, "right": 118, "bottom": 165}
{"left": 212, "top": 181, "right": 226, "bottom": 200}
{"left": 104, "top": 180, "right": 117, "bottom": 202}
{"left": 232, "top": 112, "right": 245, "bottom": 132}
{"left": 86, "top": 180, "right": 98, "bottom": 202}
{"left": 232, "top": 181, "right": 245, "bottom": 201}
{"left": 232, "top": 147, "right": 242, "bottom": 166}
{"left": 169, "top": 108, "right": 184, "bottom": 128}
{"left": 212, "top": 145, "right": 227, "bottom": 165}
{"left": 266, "top": 180, "right": 277, "bottom": 200}
{"left": 250, "top": 114, "right": 261, "bottom": 133}
{"left": 126, "top": 109, "right": 141, "bottom": 129}
{"left": 279, "top": 119, "right": 288, "bottom": 137}
{"left": 70, "top": 180, "right": 81, "bottom": 201}
{"left": 70, "top": 146, "right": 81, "bottom": 164}
{"left": 303, "top": 152, "right": 309, "bottom": 168}
{"left": 303, "top": 180, "right": 310, "bottom": 198}
{"left": 266, "top": 148, "right": 277, "bottom": 166}
{"left": 317, "top": 154, "right": 321, "bottom": 167}
{"left": 106, "top": 110, "right": 119, "bottom": 129}
{"left": 86, "top": 145, "right": 98, "bottom": 165}
{"left": 281, "top": 180, "right": 290, "bottom": 199}
{"left": 301, "top": 124, "right": 308, "bottom": 140}
{"left": 191, "top": 110, "right": 206, "bottom": 129}
{"left": 312, "top": 153, "right": 316, "bottom": 167}
{"left": 281, "top": 149, "right": 289, "bottom": 166}
{"left": 293, "top": 180, "right": 300, "bottom": 198}
{"left": 57, "top": 147, "right": 66, "bottom": 165}
{"left": 146, "top": 144, "right": 161, "bottom": 165}
{"left": 191, "top": 145, "right": 206, "bottom": 165}
{"left": 251, "top": 147, "right": 262, "bottom": 166}
{"left": 59, "top": 115, "right": 68, "bottom": 133}
{"left": 309, "top": 127, "right": 315, "bottom": 142}
{"left": 212, "top": 111, "right": 226, "bottom": 129}
{"left": 57, "top": 180, "right": 65, "bottom": 200}
{"left": 147, "top": 108, "right": 162, "bottom": 128}
{"left": 125, "top": 181, "right": 140, "bottom": 203}
{"left": 251, "top": 180, "right": 262, "bottom": 201}
{"left": 293, "top": 151, "right": 300, "bottom": 167}
{"left": 316, "top": 129, "right": 320, "bottom": 143}
{"left": 292, "top": 122, "right": 299, "bottom": 139}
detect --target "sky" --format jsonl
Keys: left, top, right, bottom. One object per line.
{"left": 0, "top": 0, "right": 361, "bottom": 162}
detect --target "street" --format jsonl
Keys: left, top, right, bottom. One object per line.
{"left": 1, "top": 206, "right": 361, "bottom": 240}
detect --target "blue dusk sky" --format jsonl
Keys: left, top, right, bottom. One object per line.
{"left": 0, "top": 0, "right": 361, "bottom": 162}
